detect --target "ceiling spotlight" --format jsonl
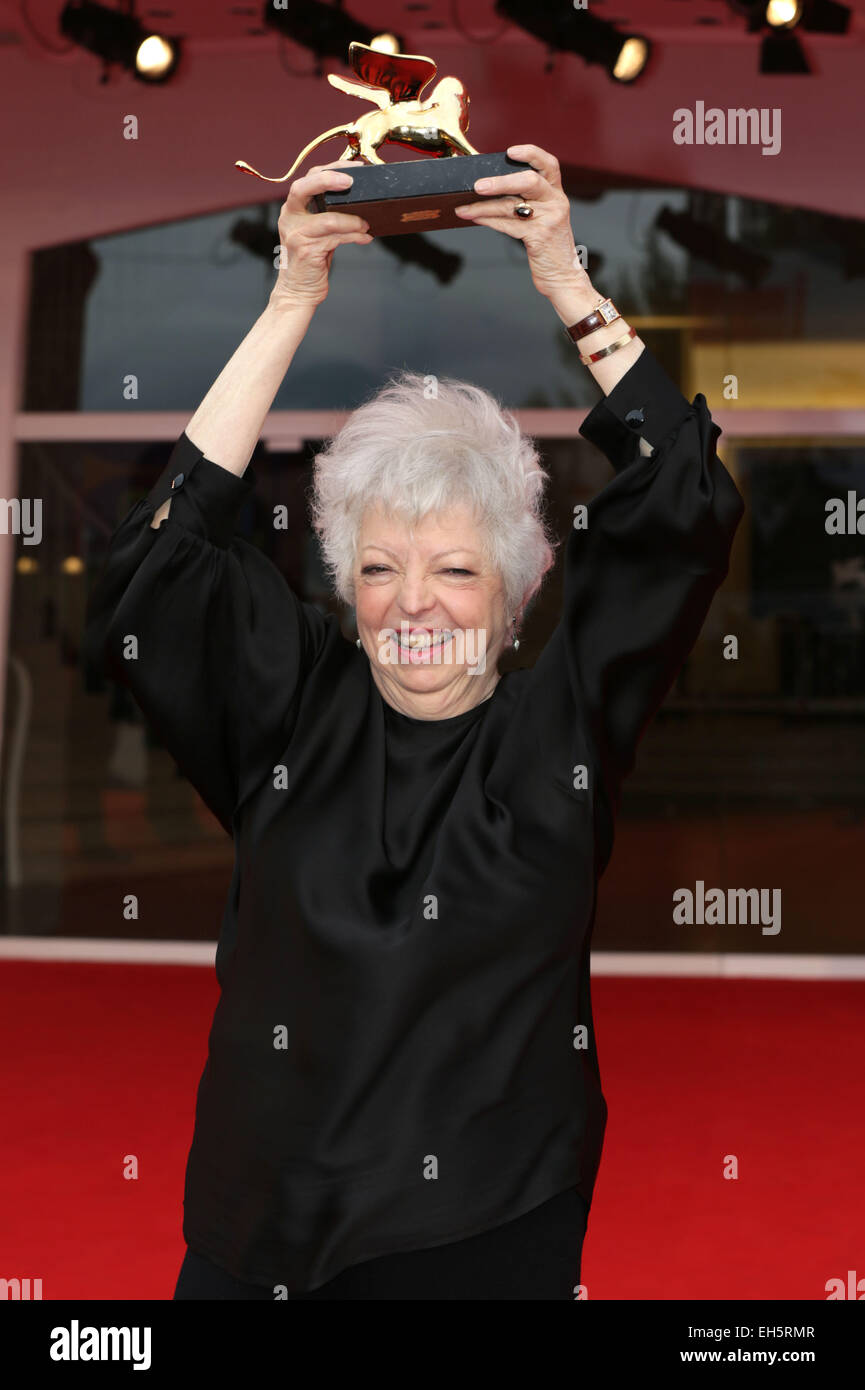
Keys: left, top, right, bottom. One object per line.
{"left": 60, "top": 2, "right": 180, "bottom": 83}
{"left": 264, "top": 2, "right": 403, "bottom": 61}
{"left": 728, "top": 0, "right": 849, "bottom": 72}
{"left": 728, "top": 0, "right": 850, "bottom": 33}
{"left": 611, "top": 36, "right": 651, "bottom": 82}
{"left": 493, "top": 0, "right": 651, "bottom": 82}
{"left": 135, "top": 35, "right": 178, "bottom": 80}
{"left": 765, "top": 0, "right": 803, "bottom": 24}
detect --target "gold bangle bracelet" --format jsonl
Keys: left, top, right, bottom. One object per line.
{"left": 579, "top": 326, "right": 637, "bottom": 364}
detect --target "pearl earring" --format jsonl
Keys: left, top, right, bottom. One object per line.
{"left": 356, "top": 637, "right": 362, "bottom": 648}
{"left": 512, "top": 618, "right": 520, "bottom": 652}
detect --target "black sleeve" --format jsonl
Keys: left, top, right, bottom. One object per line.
{"left": 82, "top": 431, "right": 330, "bottom": 836}
{"left": 533, "top": 345, "right": 745, "bottom": 847}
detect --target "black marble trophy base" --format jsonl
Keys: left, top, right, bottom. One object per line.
{"left": 310, "top": 152, "right": 533, "bottom": 236}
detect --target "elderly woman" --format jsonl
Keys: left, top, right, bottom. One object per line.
{"left": 85, "top": 144, "right": 743, "bottom": 1301}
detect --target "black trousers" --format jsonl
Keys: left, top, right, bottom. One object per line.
{"left": 173, "top": 1187, "right": 589, "bottom": 1300}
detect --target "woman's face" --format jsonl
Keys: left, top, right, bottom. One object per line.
{"left": 354, "top": 501, "right": 510, "bottom": 715}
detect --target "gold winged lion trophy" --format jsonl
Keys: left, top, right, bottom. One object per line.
{"left": 234, "top": 40, "right": 531, "bottom": 236}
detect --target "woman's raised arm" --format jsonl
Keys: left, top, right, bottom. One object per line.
{"left": 151, "top": 161, "right": 373, "bottom": 525}
{"left": 85, "top": 163, "right": 373, "bottom": 832}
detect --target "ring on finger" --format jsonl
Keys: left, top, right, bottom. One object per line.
{"left": 513, "top": 202, "right": 534, "bottom": 219}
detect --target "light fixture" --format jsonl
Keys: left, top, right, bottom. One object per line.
{"left": 727, "top": 0, "right": 850, "bottom": 70}
{"left": 729, "top": 0, "right": 849, "bottom": 27}
{"left": 611, "top": 36, "right": 651, "bottom": 82}
{"left": 263, "top": 2, "right": 404, "bottom": 61}
{"left": 493, "top": 0, "right": 651, "bottom": 82}
{"left": 135, "top": 35, "right": 178, "bottom": 80}
{"left": 765, "top": 0, "right": 803, "bottom": 26}
{"left": 59, "top": 2, "right": 180, "bottom": 83}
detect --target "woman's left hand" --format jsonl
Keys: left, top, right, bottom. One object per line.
{"left": 453, "top": 144, "right": 589, "bottom": 302}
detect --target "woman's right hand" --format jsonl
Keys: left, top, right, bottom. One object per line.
{"left": 269, "top": 161, "right": 373, "bottom": 311}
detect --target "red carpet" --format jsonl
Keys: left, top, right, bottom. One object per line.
{"left": 0, "top": 961, "right": 861, "bottom": 1299}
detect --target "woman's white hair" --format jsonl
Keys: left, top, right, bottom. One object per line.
{"left": 308, "top": 368, "right": 557, "bottom": 618}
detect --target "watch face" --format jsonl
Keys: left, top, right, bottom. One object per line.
{"left": 599, "top": 300, "right": 617, "bottom": 322}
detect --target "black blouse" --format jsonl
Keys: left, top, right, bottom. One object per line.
{"left": 83, "top": 346, "right": 744, "bottom": 1291}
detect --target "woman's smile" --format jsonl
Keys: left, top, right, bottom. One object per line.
{"left": 397, "top": 626, "right": 455, "bottom": 662}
